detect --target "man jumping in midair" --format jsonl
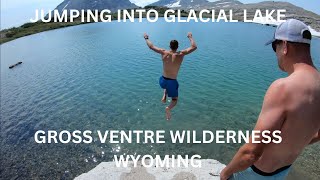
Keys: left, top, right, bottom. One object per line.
{"left": 144, "top": 32, "right": 197, "bottom": 120}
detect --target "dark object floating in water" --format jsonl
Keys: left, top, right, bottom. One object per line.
{"left": 9, "top": 62, "right": 22, "bottom": 69}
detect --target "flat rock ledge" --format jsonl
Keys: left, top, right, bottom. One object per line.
{"left": 75, "top": 159, "right": 226, "bottom": 180}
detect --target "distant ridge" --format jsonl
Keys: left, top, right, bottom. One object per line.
{"left": 149, "top": 0, "right": 243, "bottom": 9}
{"left": 55, "top": 0, "right": 138, "bottom": 13}
{"left": 231, "top": 1, "right": 320, "bottom": 32}
{"left": 149, "top": 0, "right": 320, "bottom": 32}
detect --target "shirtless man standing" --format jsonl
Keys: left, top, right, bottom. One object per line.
{"left": 220, "top": 19, "right": 320, "bottom": 180}
{"left": 144, "top": 32, "right": 197, "bottom": 120}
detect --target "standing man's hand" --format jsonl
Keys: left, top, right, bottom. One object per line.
{"left": 144, "top": 33, "right": 149, "bottom": 40}
{"left": 220, "top": 168, "right": 231, "bottom": 180}
{"left": 187, "top": 32, "right": 193, "bottom": 39}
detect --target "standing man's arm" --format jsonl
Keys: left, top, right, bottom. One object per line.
{"left": 220, "top": 79, "right": 287, "bottom": 180}
{"left": 144, "top": 33, "right": 165, "bottom": 55}
{"left": 181, "top": 32, "right": 197, "bottom": 55}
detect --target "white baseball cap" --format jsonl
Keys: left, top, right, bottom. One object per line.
{"left": 265, "top": 19, "right": 311, "bottom": 46}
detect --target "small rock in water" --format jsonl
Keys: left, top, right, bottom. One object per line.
{"left": 115, "top": 146, "right": 121, "bottom": 152}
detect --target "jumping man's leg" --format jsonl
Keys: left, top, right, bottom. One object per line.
{"left": 165, "top": 97, "right": 178, "bottom": 120}
{"left": 161, "top": 89, "right": 167, "bottom": 103}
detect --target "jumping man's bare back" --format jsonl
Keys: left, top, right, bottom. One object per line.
{"left": 161, "top": 50, "right": 184, "bottom": 79}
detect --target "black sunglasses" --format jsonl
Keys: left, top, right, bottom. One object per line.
{"left": 272, "top": 40, "right": 282, "bottom": 52}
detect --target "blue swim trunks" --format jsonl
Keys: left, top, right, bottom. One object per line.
{"left": 159, "top": 76, "right": 179, "bottom": 98}
{"left": 229, "top": 165, "right": 291, "bottom": 180}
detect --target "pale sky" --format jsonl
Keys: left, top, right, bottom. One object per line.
{"left": 1, "top": 0, "right": 319, "bottom": 30}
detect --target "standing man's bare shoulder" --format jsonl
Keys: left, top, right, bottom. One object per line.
{"left": 256, "top": 78, "right": 290, "bottom": 129}
{"left": 265, "top": 78, "right": 289, "bottom": 105}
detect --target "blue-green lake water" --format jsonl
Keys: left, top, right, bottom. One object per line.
{"left": 1, "top": 19, "right": 320, "bottom": 179}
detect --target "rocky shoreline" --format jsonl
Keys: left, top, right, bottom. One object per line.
{"left": 75, "top": 159, "right": 225, "bottom": 180}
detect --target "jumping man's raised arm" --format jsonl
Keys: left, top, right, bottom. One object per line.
{"left": 181, "top": 32, "right": 197, "bottom": 55}
{"left": 144, "top": 33, "right": 165, "bottom": 55}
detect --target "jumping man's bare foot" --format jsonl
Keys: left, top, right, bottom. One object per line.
{"left": 165, "top": 107, "right": 171, "bottom": 120}
{"left": 161, "top": 94, "right": 167, "bottom": 103}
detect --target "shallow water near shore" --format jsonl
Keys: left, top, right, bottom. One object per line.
{"left": 1, "top": 19, "right": 320, "bottom": 179}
